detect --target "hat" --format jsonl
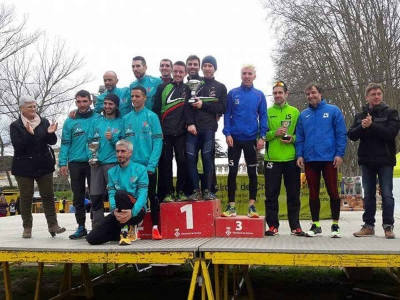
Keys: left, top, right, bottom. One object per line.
{"left": 202, "top": 55, "right": 217, "bottom": 70}
{"left": 104, "top": 93, "right": 120, "bottom": 107}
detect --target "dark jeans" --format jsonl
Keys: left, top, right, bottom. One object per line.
{"left": 361, "top": 165, "right": 395, "bottom": 227}
{"left": 228, "top": 139, "right": 258, "bottom": 202}
{"left": 264, "top": 160, "right": 301, "bottom": 230}
{"left": 186, "top": 129, "right": 215, "bottom": 191}
{"left": 304, "top": 161, "right": 340, "bottom": 222}
{"left": 69, "top": 162, "right": 91, "bottom": 227}
{"left": 15, "top": 173, "right": 58, "bottom": 229}
{"left": 160, "top": 134, "right": 187, "bottom": 196}
{"left": 86, "top": 190, "right": 146, "bottom": 245}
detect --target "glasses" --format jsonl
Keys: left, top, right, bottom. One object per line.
{"left": 24, "top": 105, "right": 37, "bottom": 109}
{"left": 273, "top": 81, "right": 286, "bottom": 88}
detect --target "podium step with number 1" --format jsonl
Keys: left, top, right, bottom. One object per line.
{"left": 160, "top": 200, "right": 221, "bottom": 239}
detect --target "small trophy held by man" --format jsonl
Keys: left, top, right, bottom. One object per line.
{"left": 88, "top": 141, "right": 100, "bottom": 165}
{"left": 281, "top": 120, "right": 291, "bottom": 141}
{"left": 188, "top": 79, "right": 202, "bottom": 103}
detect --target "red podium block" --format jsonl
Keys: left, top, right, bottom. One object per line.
{"left": 160, "top": 200, "right": 221, "bottom": 239}
{"left": 138, "top": 211, "right": 161, "bottom": 240}
{"left": 215, "top": 216, "right": 265, "bottom": 238}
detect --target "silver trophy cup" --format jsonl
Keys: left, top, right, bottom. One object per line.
{"left": 88, "top": 141, "right": 100, "bottom": 164}
{"left": 188, "top": 79, "right": 202, "bottom": 103}
{"left": 281, "top": 121, "right": 291, "bottom": 141}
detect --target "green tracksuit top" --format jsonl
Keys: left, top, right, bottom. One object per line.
{"left": 264, "top": 102, "right": 300, "bottom": 162}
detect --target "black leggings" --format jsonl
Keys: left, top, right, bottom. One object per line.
{"left": 86, "top": 190, "right": 145, "bottom": 245}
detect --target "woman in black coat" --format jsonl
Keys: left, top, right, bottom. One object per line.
{"left": 10, "top": 96, "right": 66, "bottom": 238}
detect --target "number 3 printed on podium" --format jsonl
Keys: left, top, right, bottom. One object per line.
{"left": 236, "top": 221, "right": 243, "bottom": 231}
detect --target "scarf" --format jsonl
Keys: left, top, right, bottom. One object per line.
{"left": 21, "top": 113, "right": 41, "bottom": 130}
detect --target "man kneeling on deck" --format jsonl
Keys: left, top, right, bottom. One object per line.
{"left": 86, "top": 139, "right": 148, "bottom": 246}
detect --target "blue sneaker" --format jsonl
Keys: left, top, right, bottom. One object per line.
{"left": 69, "top": 225, "right": 87, "bottom": 240}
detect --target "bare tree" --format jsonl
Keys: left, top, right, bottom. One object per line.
{"left": 0, "top": 37, "right": 92, "bottom": 121}
{"left": 262, "top": 0, "right": 400, "bottom": 176}
{"left": 0, "top": 36, "right": 92, "bottom": 184}
{"left": 0, "top": 4, "right": 41, "bottom": 63}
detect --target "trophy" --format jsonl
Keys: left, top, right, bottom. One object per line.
{"left": 88, "top": 141, "right": 100, "bottom": 164}
{"left": 281, "top": 120, "right": 291, "bottom": 141}
{"left": 187, "top": 79, "right": 202, "bottom": 103}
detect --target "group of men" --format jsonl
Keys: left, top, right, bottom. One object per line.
{"left": 261, "top": 81, "right": 399, "bottom": 239}
{"left": 59, "top": 55, "right": 227, "bottom": 245}
{"left": 59, "top": 52, "right": 400, "bottom": 246}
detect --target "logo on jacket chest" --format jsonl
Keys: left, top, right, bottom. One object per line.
{"left": 141, "top": 121, "right": 151, "bottom": 134}
{"left": 125, "top": 125, "right": 135, "bottom": 137}
{"left": 208, "top": 87, "right": 217, "bottom": 98}
{"left": 72, "top": 123, "right": 84, "bottom": 137}
{"left": 323, "top": 113, "right": 330, "bottom": 118}
{"left": 94, "top": 128, "right": 100, "bottom": 138}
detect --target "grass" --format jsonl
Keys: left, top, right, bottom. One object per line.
{"left": 1, "top": 263, "right": 399, "bottom": 300}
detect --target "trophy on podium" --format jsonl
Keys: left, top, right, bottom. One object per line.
{"left": 187, "top": 79, "right": 202, "bottom": 103}
{"left": 88, "top": 141, "right": 100, "bottom": 164}
{"left": 281, "top": 120, "right": 291, "bottom": 141}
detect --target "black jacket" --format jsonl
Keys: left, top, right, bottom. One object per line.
{"left": 183, "top": 77, "right": 227, "bottom": 131}
{"left": 347, "top": 102, "right": 400, "bottom": 167}
{"left": 10, "top": 116, "right": 57, "bottom": 177}
{"left": 153, "top": 81, "right": 190, "bottom": 136}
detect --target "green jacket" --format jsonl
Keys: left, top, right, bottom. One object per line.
{"left": 264, "top": 102, "right": 299, "bottom": 162}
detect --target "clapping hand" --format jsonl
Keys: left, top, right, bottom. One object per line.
{"left": 361, "top": 113, "right": 372, "bottom": 128}
{"left": 48, "top": 121, "right": 58, "bottom": 133}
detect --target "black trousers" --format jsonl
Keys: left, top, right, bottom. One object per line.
{"left": 86, "top": 190, "right": 146, "bottom": 245}
{"left": 227, "top": 139, "right": 258, "bottom": 202}
{"left": 264, "top": 160, "right": 301, "bottom": 230}
{"left": 69, "top": 162, "right": 91, "bottom": 227}
{"left": 148, "top": 171, "right": 159, "bottom": 226}
{"left": 160, "top": 134, "right": 187, "bottom": 196}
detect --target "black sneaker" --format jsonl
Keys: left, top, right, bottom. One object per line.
{"left": 305, "top": 224, "right": 322, "bottom": 237}
{"left": 331, "top": 224, "right": 341, "bottom": 238}
{"left": 69, "top": 225, "right": 87, "bottom": 240}
{"left": 203, "top": 189, "right": 216, "bottom": 200}
{"left": 265, "top": 226, "right": 279, "bottom": 236}
{"left": 291, "top": 228, "right": 305, "bottom": 236}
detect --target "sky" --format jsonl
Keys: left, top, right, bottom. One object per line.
{"left": 4, "top": 0, "right": 276, "bottom": 147}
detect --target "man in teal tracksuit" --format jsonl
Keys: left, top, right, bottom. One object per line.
{"left": 122, "top": 86, "right": 163, "bottom": 240}
{"left": 95, "top": 71, "right": 132, "bottom": 117}
{"left": 130, "top": 56, "right": 163, "bottom": 111}
{"left": 264, "top": 81, "right": 303, "bottom": 237}
{"left": 59, "top": 90, "right": 96, "bottom": 239}
{"left": 87, "top": 93, "right": 123, "bottom": 228}
{"left": 86, "top": 139, "right": 148, "bottom": 246}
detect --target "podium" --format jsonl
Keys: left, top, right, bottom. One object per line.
{"left": 215, "top": 216, "right": 265, "bottom": 238}
{"left": 160, "top": 200, "right": 220, "bottom": 239}
{"left": 137, "top": 211, "right": 155, "bottom": 240}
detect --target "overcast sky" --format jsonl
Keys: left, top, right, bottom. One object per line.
{"left": 5, "top": 0, "right": 276, "bottom": 146}
{"left": 7, "top": 0, "right": 275, "bottom": 94}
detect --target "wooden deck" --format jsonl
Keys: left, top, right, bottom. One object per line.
{"left": 1, "top": 211, "right": 399, "bottom": 299}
